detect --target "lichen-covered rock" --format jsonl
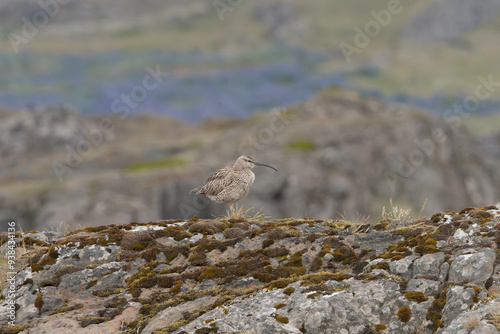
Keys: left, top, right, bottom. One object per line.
{"left": 441, "top": 286, "right": 477, "bottom": 326}
{"left": 413, "top": 252, "right": 446, "bottom": 277}
{"left": 439, "top": 299, "right": 500, "bottom": 334}
{"left": 389, "top": 255, "right": 419, "bottom": 279}
{"left": 448, "top": 248, "right": 496, "bottom": 285}
{"left": 407, "top": 278, "right": 441, "bottom": 296}
{"left": 1, "top": 205, "right": 500, "bottom": 334}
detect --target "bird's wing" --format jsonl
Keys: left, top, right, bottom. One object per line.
{"left": 198, "top": 168, "right": 235, "bottom": 196}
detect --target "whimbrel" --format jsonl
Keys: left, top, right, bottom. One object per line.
{"left": 190, "top": 155, "right": 277, "bottom": 216}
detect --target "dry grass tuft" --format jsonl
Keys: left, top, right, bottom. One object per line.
{"left": 225, "top": 204, "right": 269, "bottom": 221}
{"left": 380, "top": 199, "right": 413, "bottom": 222}
{"left": 336, "top": 211, "right": 371, "bottom": 225}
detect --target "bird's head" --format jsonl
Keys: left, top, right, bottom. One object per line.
{"left": 234, "top": 155, "right": 278, "bottom": 171}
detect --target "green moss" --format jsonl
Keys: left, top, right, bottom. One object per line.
{"left": 283, "top": 287, "right": 295, "bottom": 295}
{"left": 276, "top": 265, "right": 306, "bottom": 278}
{"left": 80, "top": 316, "right": 108, "bottom": 327}
{"left": 331, "top": 273, "right": 352, "bottom": 281}
{"left": 198, "top": 266, "right": 225, "bottom": 281}
{"left": 271, "top": 313, "right": 289, "bottom": 324}
{"left": 189, "top": 221, "right": 228, "bottom": 235}
{"left": 31, "top": 246, "right": 59, "bottom": 272}
{"left": 39, "top": 264, "right": 83, "bottom": 287}
{"left": 307, "top": 292, "right": 321, "bottom": 299}
{"left": 371, "top": 262, "right": 390, "bottom": 271}
{"left": 0, "top": 324, "right": 30, "bottom": 334}
{"left": 285, "top": 139, "right": 316, "bottom": 151}
{"left": 374, "top": 221, "right": 389, "bottom": 231}
{"left": 310, "top": 240, "right": 336, "bottom": 271}
{"left": 123, "top": 157, "right": 186, "bottom": 173}
{"left": 20, "top": 236, "right": 49, "bottom": 247}
{"left": 188, "top": 252, "right": 208, "bottom": 266}
{"left": 165, "top": 226, "right": 192, "bottom": 241}
{"left": 262, "top": 239, "right": 274, "bottom": 248}
{"left": 376, "top": 324, "right": 387, "bottom": 332}
{"left": 34, "top": 293, "right": 43, "bottom": 311}
{"left": 126, "top": 269, "right": 160, "bottom": 297}
{"left": 93, "top": 288, "right": 123, "bottom": 297}
{"left": 83, "top": 226, "right": 108, "bottom": 233}
{"left": 22, "top": 278, "right": 34, "bottom": 286}
{"left": 404, "top": 291, "right": 429, "bottom": 303}
{"left": 286, "top": 251, "right": 304, "bottom": 267}
{"left": 253, "top": 271, "right": 277, "bottom": 283}
{"left": 263, "top": 246, "right": 289, "bottom": 258}
{"left": 333, "top": 245, "right": 356, "bottom": 264}
{"left": 131, "top": 241, "right": 149, "bottom": 251}
{"left": 397, "top": 306, "right": 411, "bottom": 322}
{"left": 426, "top": 290, "right": 447, "bottom": 331}
{"left": 274, "top": 303, "right": 286, "bottom": 309}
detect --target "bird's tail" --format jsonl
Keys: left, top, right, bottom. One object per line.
{"left": 190, "top": 186, "right": 203, "bottom": 194}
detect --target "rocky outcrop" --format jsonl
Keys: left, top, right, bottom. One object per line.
{"left": 2, "top": 205, "right": 500, "bottom": 333}
{"left": 0, "top": 105, "right": 90, "bottom": 158}
{"left": 2, "top": 89, "right": 500, "bottom": 231}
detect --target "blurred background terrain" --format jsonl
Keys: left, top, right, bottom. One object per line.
{"left": 1, "top": 0, "right": 500, "bottom": 231}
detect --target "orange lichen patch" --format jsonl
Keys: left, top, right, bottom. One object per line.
{"left": 376, "top": 324, "right": 387, "bottom": 332}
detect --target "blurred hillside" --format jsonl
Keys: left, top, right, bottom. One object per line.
{"left": 0, "top": 0, "right": 500, "bottom": 119}
{"left": 1, "top": 88, "right": 499, "bottom": 231}
{"left": 1, "top": 0, "right": 500, "bottom": 230}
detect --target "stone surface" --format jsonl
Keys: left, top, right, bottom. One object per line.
{"left": 441, "top": 286, "right": 477, "bottom": 326}
{"left": 448, "top": 248, "right": 496, "bottom": 285}
{"left": 1, "top": 206, "right": 500, "bottom": 334}
{"left": 413, "top": 252, "right": 446, "bottom": 277}
{"left": 407, "top": 278, "right": 441, "bottom": 296}
{"left": 389, "top": 255, "right": 419, "bottom": 279}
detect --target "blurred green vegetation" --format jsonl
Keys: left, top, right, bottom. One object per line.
{"left": 285, "top": 139, "right": 316, "bottom": 151}
{"left": 123, "top": 157, "right": 186, "bottom": 173}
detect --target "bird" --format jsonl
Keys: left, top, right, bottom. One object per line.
{"left": 190, "top": 155, "right": 277, "bottom": 217}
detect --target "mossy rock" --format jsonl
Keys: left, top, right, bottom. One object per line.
{"left": 397, "top": 306, "right": 411, "bottom": 322}
{"left": 404, "top": 291, "right": 429, "bottom": 303}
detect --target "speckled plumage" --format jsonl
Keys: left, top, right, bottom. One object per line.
{"left": 190, "top": 155, "right": 277, "bottom": 205}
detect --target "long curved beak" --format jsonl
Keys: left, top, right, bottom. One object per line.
{"left": 254, "top": 161, "right": 278, "bottom": 172}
